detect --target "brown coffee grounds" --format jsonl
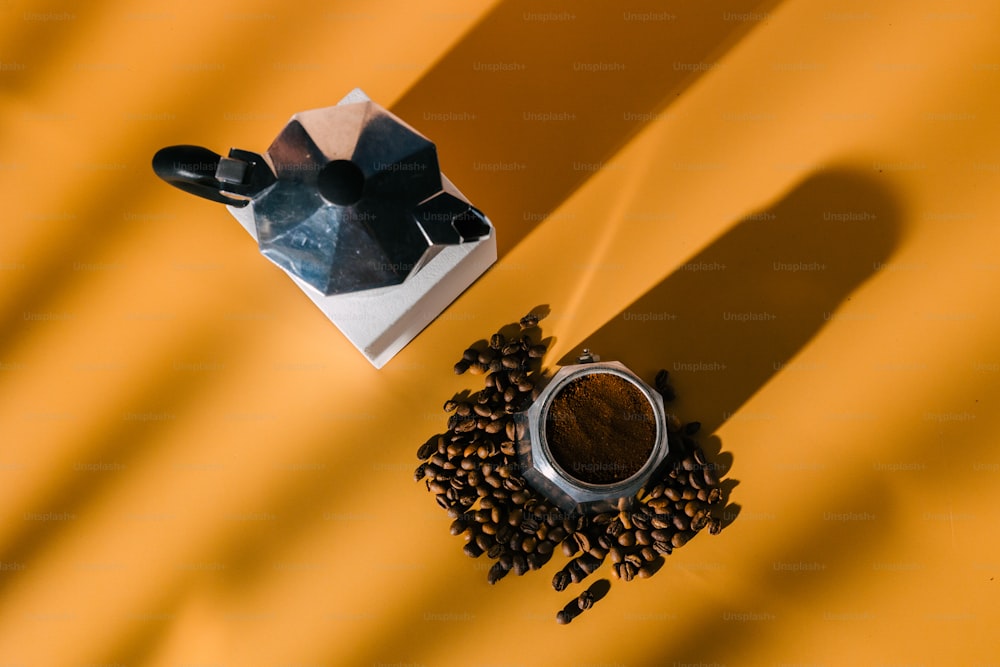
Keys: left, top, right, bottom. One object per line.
{"left": 545, "top": 373, "right": 656, "bottom": 485}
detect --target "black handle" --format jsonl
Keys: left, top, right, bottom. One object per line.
{"left": 152, "top": 145, "right": 276, "bottom": 207}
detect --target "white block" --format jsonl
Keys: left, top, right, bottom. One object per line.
{"left": 228, "top": 197, "right": 496, "bottom": 369}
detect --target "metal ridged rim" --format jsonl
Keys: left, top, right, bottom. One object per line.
{"left": 537, "top": 365, "right": 666, "bottom": 493}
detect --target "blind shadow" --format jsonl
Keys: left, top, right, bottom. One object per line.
{"left": 391, "top": 0, "right": 783, "bottom": 256}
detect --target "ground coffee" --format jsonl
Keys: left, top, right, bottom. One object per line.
{"left": 545, "top": 373, "right": 656, "bottom": 485}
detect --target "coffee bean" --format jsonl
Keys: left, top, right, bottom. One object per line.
{"left": 640, "top": 546, "right": 658, "bottom": 563}
{"left": 666, "top": 413, "right": 682, "bottom": 433}
{"left": 490, "top": 333, "right": 505, "bottom": 350}
{"left": 617, "top": 531, "right": 636, "bottom": 548}
{"left": 416, "top": 440, "right": 436, "bottom": 460}
{"left": 647, "top": 498, "right": 671, "bottom": 513}
{"left": 577, "top": 589, "right": 595, "bottom": 611}
{"left": 709, "top": 518, "right": 723, "bottom": 535}
{"left": 653, "top": 540, "right": 673, "bottom": 556}
{"left": 577, "top": 554, "right": 602, "bottom": 576}
{"left": 650, "top": 528, "right": 672, "bottom": 542}
{"left": 672, "top": 515, "right": 690, "bottom": 531}
{"left": 503, "top": 477, "right": 531, "bottom": 494}
{"left": 688, "top": 471, "right": 704, "bottom": 490}
{"left": 704, "top": 467, "right": 719, "bottom": 487}
{"left": 512, "top": 554, "right": 529, "bottom": 576}
{"left": 463, "top": 542, "right": 483, "bottom": 558}
{"left": 588, "top": 545, "right": 608, "bottom": 561}
{"left": 488, "top": 561, "right": 510, "bottom": 585}
{"left": 635, "top": 530, "right": 652, "bottom": 546}
{"left": 454, "top": 360, "right": 470, "bottom": 375}
{"left": 671, "top": 531, "right": 692, "bottom": 548}
{"left": 552, "top": 569, "right": 571, "bottom": 592}
{"left": 499, "top": 355, "right": 518, "bottom": 370}
{"left": 528, "top": 345, "right": 547, "bottom": 358}
{"left": 484, "top": 421, "right": 504, "bottom": 435}
{"left": 655, "top": 369, "right": 670, "bottom": 393}
{"left": 491, "top": 506, "right": 505, "bottom": 525}
{"left": 519, "top": 314, "right": 539, "bottom": 329}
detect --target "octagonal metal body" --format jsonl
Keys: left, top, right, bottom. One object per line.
{"left": 514, "top": 360, "right": 669, "bottom": 515}
{"left": 250, "top": 97, "right": 491, "bottom": 296}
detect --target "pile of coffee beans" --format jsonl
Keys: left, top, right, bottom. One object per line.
{"left": 415, "top": 313, "right": 729, "bottom": 623}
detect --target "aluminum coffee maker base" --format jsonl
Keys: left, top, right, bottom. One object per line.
{"left": 229, "top": 195, "right": 496, "bottom": 369}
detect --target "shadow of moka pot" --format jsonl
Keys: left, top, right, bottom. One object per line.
{"left": 153, "top": 89, "right": 496, "bottom": 368}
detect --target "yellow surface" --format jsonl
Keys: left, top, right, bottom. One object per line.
{"left": 2, "top": 0, "right": 999, "bottom": 664}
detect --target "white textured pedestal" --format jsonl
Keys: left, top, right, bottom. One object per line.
{"left": 228, "top": 194, "right": 496, "bottom": 369}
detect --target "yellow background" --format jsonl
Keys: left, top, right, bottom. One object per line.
{"left": 2, "top": 0, "right": 999, "bottom": 664}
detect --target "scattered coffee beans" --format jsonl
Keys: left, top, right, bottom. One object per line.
{"left": 415, "top": 312, "right": 731, "bottom": 623}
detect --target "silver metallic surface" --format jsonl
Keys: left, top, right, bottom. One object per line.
{"left": 250, "top": 98, "right": 491, "bottom": 295}
{"left": 515, "top": 360, "right": 669, "bottom": 515}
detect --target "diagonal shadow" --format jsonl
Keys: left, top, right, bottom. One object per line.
{"left": 559, "top": 167, "right": 904, "bottom": 436}
{"left": 0, "top": 7, "right": 96, "bottom": 96}
{"left": 0, "top": 323, "right": 252, "bottom": 603}
{"left": 645, "top": 471, "right": 896, "bottom": 665}
{"left": 392, "top": 0, "right": 784, "bottom": 257}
